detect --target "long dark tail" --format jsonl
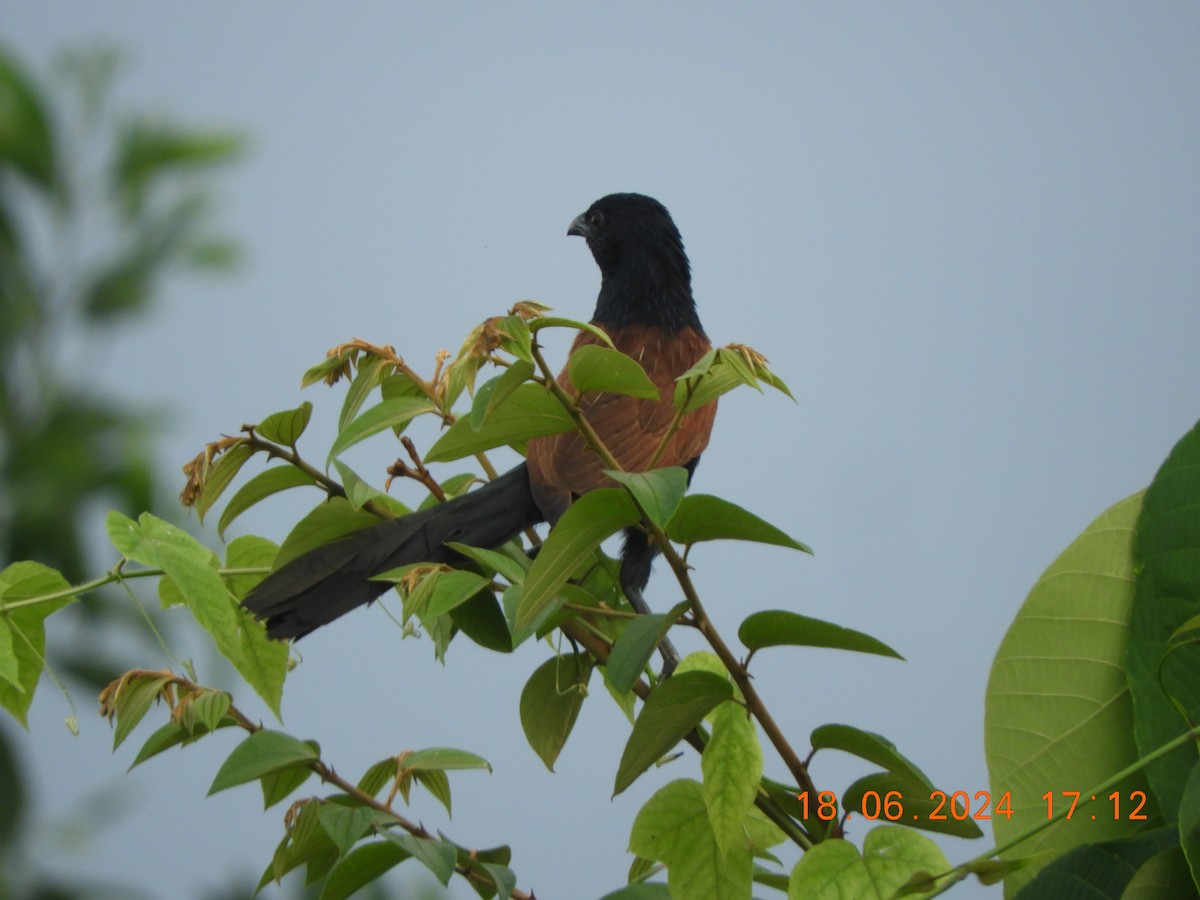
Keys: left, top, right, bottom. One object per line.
{"left": 243, "top": 463, "right": 544, "bottom": 639}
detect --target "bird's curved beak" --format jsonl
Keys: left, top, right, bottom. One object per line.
{"left": 567, "top": 213, "right": 590, "bottom": 239}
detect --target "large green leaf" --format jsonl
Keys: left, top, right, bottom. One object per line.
{"left": 567, "top": 344, "right": 659, "bottom": 399}
{"left": 326, "top": 397, "right": 435, "bottom": 463}
{"left": 519, "top": 653, "right": 594, "bottom": 771}
{"left": 1129, "top": 420, "right": 1200, "bottom": 827}
{"left": 106, "top": 512, "right": 287, "bottom": 717}
{"left": 515, "top": 488, "right": 639, "bottom": 631}
{"left": 628, "top": 779, "right": 753, "bottom": 900}
{"left": 208, "top": 729, "right": 319, "bottom": 795}
{"left": 702, "top": 701, "right": 762, "bottom": 859}
{"left": 0, "top": 562, "right": 78, "bottom": 726}
{"left": 787, "top": 825, "right": 950, "bottom": 899}
{"left": 1011, "top": 825, "right": 1181, "bottom": 900}
{"left": 218, "top": 465, "right": 317, "bottom": 540}
{"left": 985, "top": 492, "right": 1155, "bottom": 894}
{"left": 614, "top": 671, "right": 732, "bottom": 796}
{"left": 425, "top": 382, "right": 575, "bottom": 463}
{"left": 273, "top": 498, "right": 382, "bottom": 569}
{"left": 667, "top": 494, "right": 811, "bottom": 553}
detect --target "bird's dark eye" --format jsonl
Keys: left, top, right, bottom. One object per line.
{"left": 588, "top": 209, "right": 605, "bottom": 230}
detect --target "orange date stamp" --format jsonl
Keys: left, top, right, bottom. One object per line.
{"left": 797, "top": 789, "right": 1150, "bottom": 823}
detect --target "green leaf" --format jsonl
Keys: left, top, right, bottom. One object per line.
{"left": 256, "top": 401, "right": 313, "bottom": 446}
{"left": 425, "top": 382, "right": 576, "bottom": 463}
{"left": 985, "top": 492, "right": 1156, "bottom": 893}
{"left": 787, "top": 825, "right": 951, "bottom": 899}
{"left": 0, "top": 566, "right": 78, "bottom": 727}
{"left": 739, "top": 609, "right": 903, "bottom": 659}
{"left": 0, "top": 620, "right": 17, "bottom": 690}
{"left": 319, "top": 841, "right": 410, "bottom": 900}
{"left": 274, "top": 498, "right": 382, "bottom": 568}
{"left": 567, "top": 344, "right": 659, "bottom": 399}
{"left": 607, "top": 468, "right": 689, "bottom": 530}
{"left": 0, "top": 52, "right": 58, "bottom": 191}
{"left": 221, "top": 534, "right": 279, "bottom": 600}
{"left": 338, "top": 355, "right": 388, "bottom": 431}
{"left": 703, "top": 702, "right": 763, "bottom": 859}
{"left": 1011, "top": 825, "right": 1180, "bottom": 900}
{"left": 106, "top": 511, "right": 288, "bottom": 717}
{"left": 110, "top": 672, "right": 175, "bottom": 750}
{"left": 261, "top": 763, "right": 314, "bottom": 809}
{"left": 402, "top": 747, "right": 493, "bottom": 773}
{"left": 607, "top": 602, "right": 690, "bottom": 694}
{"left": 114, "top": 119, "right": 242, "bottom": 215}
{"left": 812, "top": 723, "right": 934, "bottom": 793}
{"left": 448, "top": 590, "right": 513, "bottom": 654}
{"left": 1121, "top": 845, "right": 1198, "bottom": 900}
{"left": 381, "top": 833, "right": 456, "bottom": 886}
{"left": 194, "top": 442, "right": 254, "bottom": 524}
{"left": 357, "top": 757, "right": 397, "bottom": 798}
{"left": 469, "top": 361, "right": 536, "bottom": 430}
{"left": 301, "top": 352, "right": 351, "bottom": 389}
{"left": 414, "top": 769, "right": 453, "bottom": 817}
{"left": 218, "top": 465, "right": 317, "bottom": 540}
{"left": 516, "top": 489, "right": 640, "bottom": 631}
{"left": 614, "top": 671, "right": 733, "bottom": 796}
{"left": 332, "top": 460, "right": 410, "bottom": 516}
{"left": 129, "top": 715, "right": 238, "bottom": 769}
{"left": 422, "top": 570, "right": 492, "bottom": 620}
{"left": 530, "top": 315, "right": 615, "bottom": 347}
{"left": 1129, "top": 421, "right": 1200, "bottom": 827}
{"left": 318, "top": 804, "right": 378, "bottom": 855}
{"left": 667, "top": 494, "right": 812, "bottom": 553}
{"left": 840, "top": 772, "right": 984, "bottom": 839}
{"left": 327, "top": 397, "right": 436, "bottom": 464}
{"left": 629, "top": 779, "right": 753, "bottom": 899}
{"left": 445, "top": 542, "right": 528, "bottom": 585}
{"left": 1178, "top": 761, "right": 1200, "bottom": 886}
{"left": 520, "top": 653, "right": 594, "bottom": 771}
{"left": 208, "top": 729, "right": 319, "bottom": 795}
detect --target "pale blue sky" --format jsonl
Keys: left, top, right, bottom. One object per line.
{"left": 6, "top": 4, "right": 1200, "bottom": 898}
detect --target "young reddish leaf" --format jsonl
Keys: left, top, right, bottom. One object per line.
{"left": 567, "top": 344, "right": 659, "bottom": 399}
{"left": 208, "top": 729, "right": 319, "bottom": 795}
{"left": 738, "top": 610, "right": 903, "bottom": 660}
{"left": 614, "top": 671, "right": 733, "bottom": 796}
{"left": 520, "top": 653, "right": 594, "bottom": 771}
{"left": 667, "top": 494, "right": 811, "bottom": 553}
{"left": 516, "top": 489, "right": 640, "bottom": 631}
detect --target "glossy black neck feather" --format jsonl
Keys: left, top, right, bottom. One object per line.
{"left": 590, "top": 225, "right": 703, "bottom": 335}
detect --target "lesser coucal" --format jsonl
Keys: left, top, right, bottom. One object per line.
{"left": 243, "top": 193, "right": 717, "bottom": 642}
